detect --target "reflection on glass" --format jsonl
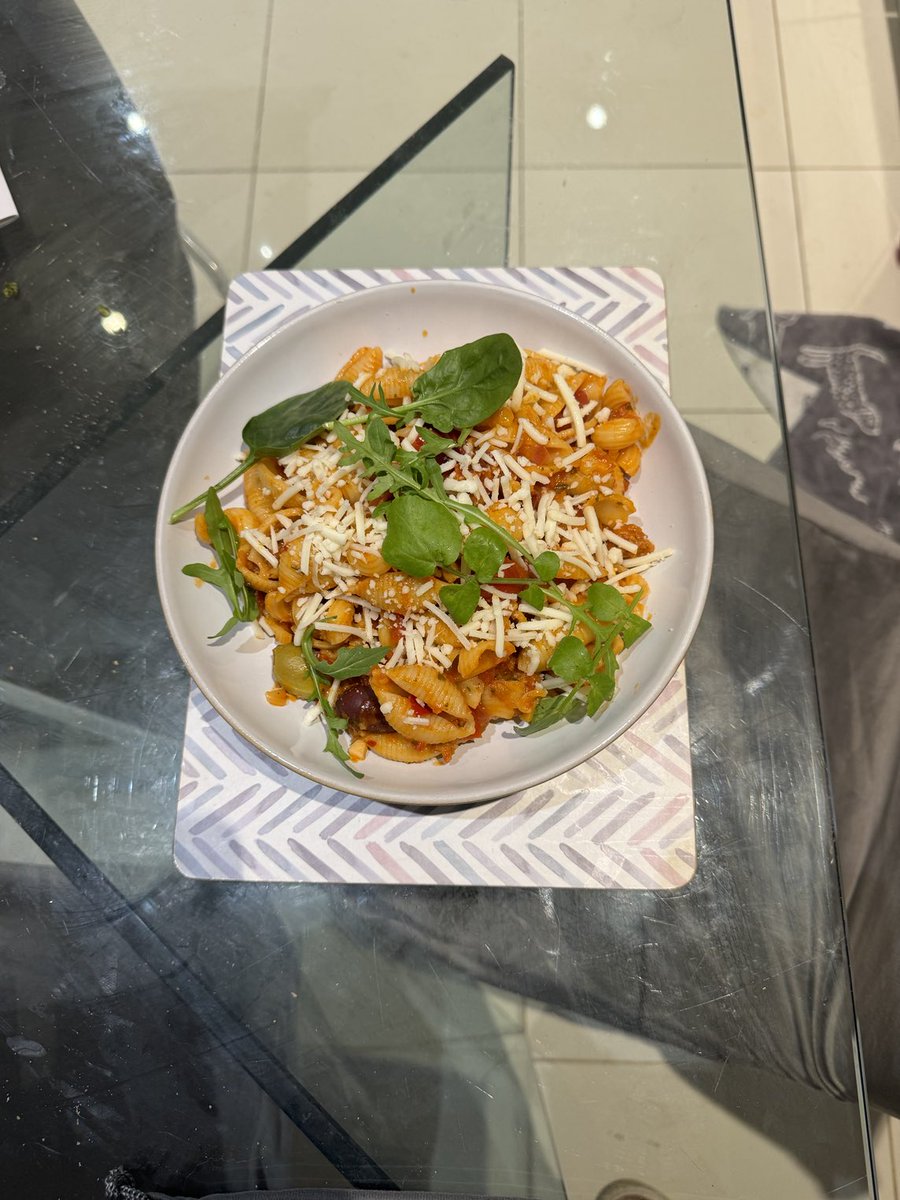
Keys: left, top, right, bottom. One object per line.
{"left": 586, "top": 102, "right": 608, "bottom": 130}
{"left": 125, "top": 110, "right": 148, "bottom": 135}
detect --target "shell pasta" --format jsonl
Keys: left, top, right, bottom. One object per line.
{"left": 187, "top": 337, "right": 668, "bottom": 770}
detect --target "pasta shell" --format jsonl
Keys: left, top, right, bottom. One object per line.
{"left": 459, "top": 677, "right": 485, "bottom": 709}
{"left": 315, "top": 599, "right": 357, "bottom": 646}
{"left": 616, "top": 444, "right": 642, "bottom": 478}
{"left": 370, "top": 666, "right": 475, "bottom": 744}
{"left": 264, "top": 590, "right": 294, "bottom": 625}
{"left": 615, "top": 524, "right": 655, "bottom": 557}
{"left": 479, "top": 679, "right": 544, "bottom": 721}
{"left": 486, "top": 502, "right": 524, "bottom": 540}
{"left": 244, "top": 460, "right": 285, "bottom": 519}
{"left": 335, "top": 345, "right": 383, "bottom": 383}
{"left": 350, "top": 573, "right": 441, "bottom": 614}
{"left": 350, "top": 734, "right": 445, "bottom": 764}
{"left": 457, "top": 642, "right": 512, "bottom": 680}
{"left": 236, "top": 544, "right": 278, "bottom": 592}
{"left": 384, "top": 664, "right": 471, "bottom": 722}
{"left": 369, "top": 366, "right": 420, "bottom": 403}
{"left": 602, "top": 378, "right": 636, "bottom": 409}
{"left": 593, "top": 494, "right": 635, "bottom": 527}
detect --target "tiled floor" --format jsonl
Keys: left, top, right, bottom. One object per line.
{"left": 70, "top": 1, "right": 900, "bottom": 1195}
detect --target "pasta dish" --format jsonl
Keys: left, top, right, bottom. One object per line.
{"left": 171, "top": 333, "right": 669, "bottom": 777}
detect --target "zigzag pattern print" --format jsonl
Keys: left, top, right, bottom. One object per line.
{"left": 174, "top": 267, "right": 694, "bottom": 889}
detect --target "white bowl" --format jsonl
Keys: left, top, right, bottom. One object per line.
{"left": 156, "top": 280, "right": 713, "bottom": 806}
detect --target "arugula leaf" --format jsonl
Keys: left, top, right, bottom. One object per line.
{"left": 182, "top": 488, "right": 257, "bottom": 638}
{"left": 520, "top": 690, "right": 582, "bottom": 735}
{"left": 382, "top": 494, "right": 462, "bottom": 577}
{"left": 462, "top": 526, "right": 507, "bottom": 583}
{"left": 364, "top": 412, "right": 395, "bottom": 457}
{"left": 586, "top": 670, "right": 616, "bottom": 715}
{"left": 417, "top": 427, "right": 455, "bottom": 457}
{"left": 170, "top": 382, "right": 354, "bottom": 523}
{"left": 322, "top": 715, "right": 356, "bottom": 773}
{"left": 439, "top": 578, "right": 481, "bottom": 626}
{"left": 313, "top": 645, "right": 389, "bottom": 680}
{"left": 519, "top": 581, "right": 546, "bottom": 610}
{"left": 619, "top": 610, "right": 652, "bottom": 648}
{"left": 180, "top": 563, "right": 223, "bottom": 587}
{"left": 548, "top": 636, "right": 593, "bottom": 684}
{"left": 533, "top": 551, "right": 560, "bottom": 583}
{"left": 299, "top": 627, "right": 362, "bottom": 778}
{"left": 405, "top": 333, "right": 521, "bottom": 432}
{"left": 585, "top": 582, "right": 628, "bottom": 622}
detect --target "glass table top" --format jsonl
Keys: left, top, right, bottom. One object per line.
{"left": 0, "top": 2, "right": 876, "bottom": 1197}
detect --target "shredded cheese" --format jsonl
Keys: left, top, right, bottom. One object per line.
{"left": 555, "top": 372, "right": 587, "bottom": 447}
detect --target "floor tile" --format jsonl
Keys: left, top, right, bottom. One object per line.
{"left": 258, "top": 0, "right": 517, "bottom": 171}
{"left": 169, "top": 173, "right": 253, "bottom": 323}
{"left": 523, "top": 167, "right": 773, "bottom": 415}
{"left": 76, "top": 0, "right": 271, "bottom": 172}
{"left": 0, "top": 798, "right": 54, "bottom": 868}
{"left": 688, "top": 411, "right": 783, "bottom": 463}
{"left": 795, "top": 169, "right": 900, "bottom": 327}
{"left": 522, "top": 0, "right": 745, "bottom": 168}
{"left": 777, "top": 0, "right": 876, "bottom": 20}
{"left": 249, "top": 170, "right": 511, "bottom": 271}
{"left": 753, "top": 170, "right": 807, "bottom": 311}
{"left": 776, "top": 1, "right": 900, "bottom": 167}
{"left": 526, "top": 1004, "right": 679, "bottom": 1064}
{"left": 246, "top": 171, "right": 364, "bottom": 269}
{"left": 872, "top": 1111, "right": 898, "bottom": 1199}
{"left": 730, "top": 0, "right": 792, "bottom": 168}
{"left": 484, "top": 987, "right": 526, "bottom": 1036}
{"left": 534, "top": 1059, "right": 861, "bottom": 1200}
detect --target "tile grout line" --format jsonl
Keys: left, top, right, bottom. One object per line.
{"left": 241, "top": 0, "right": 277, "bottom": 271}
{"left": 771, "top": 0, "right": 812, "bottom": 311}
{"left": 165, "top": 164, "right": 900, "bottom": 177}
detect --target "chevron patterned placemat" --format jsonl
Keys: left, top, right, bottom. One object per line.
{"left": 173, "top": 267, "right": 695, "bottom": 889}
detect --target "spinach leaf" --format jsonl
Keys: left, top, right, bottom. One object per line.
{"left": 439, "top": 577, "right": 481, "bottom": 626}
{"left": 170, "top": 382, "right": 355, "bottom": 523}
{"left": 182, "top": 488, "right": 257, "bottom": 638}
{"left": 242, "top": 380, "right": 355, "bottom": 456}
{"left": 462, "top": 526, "right": 507, "bottom": 583}
{"left": 382, "top": 494, "right": 462, "bottom": 577}
{"left": 406, "top": 333, "right": 521, "bottom": 432}
{"left": 313, "top": 645, "right": 390, "bottom": 680}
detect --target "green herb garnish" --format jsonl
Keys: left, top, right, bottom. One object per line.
{"left": 517, "top": 583, "right": 649, "bottom": 736}
{"left": 399, "top": 333, "right": 522, "bottom": 431}
{"left": 439, "top": 577, "right": 482, "bottom": 626}
{"left": 382, "top": 494, "right": 463, "bottom": 577}
{"left": 462, "top": 526, "right": 507, "bottom": 583}
{"left": 169, "top": 334, "right": 521, "bottom": 524}
{"left": 169, "top": 381, "right": 355, "bottom": 523}
{"left": 313, "top": 644, "right": 391, "bottom": 680}
{"left": 298, "top": 629, "right": 389, "bottom": 776}
{"left": 181, "top": 488, "right": 258, "bottom": 638}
